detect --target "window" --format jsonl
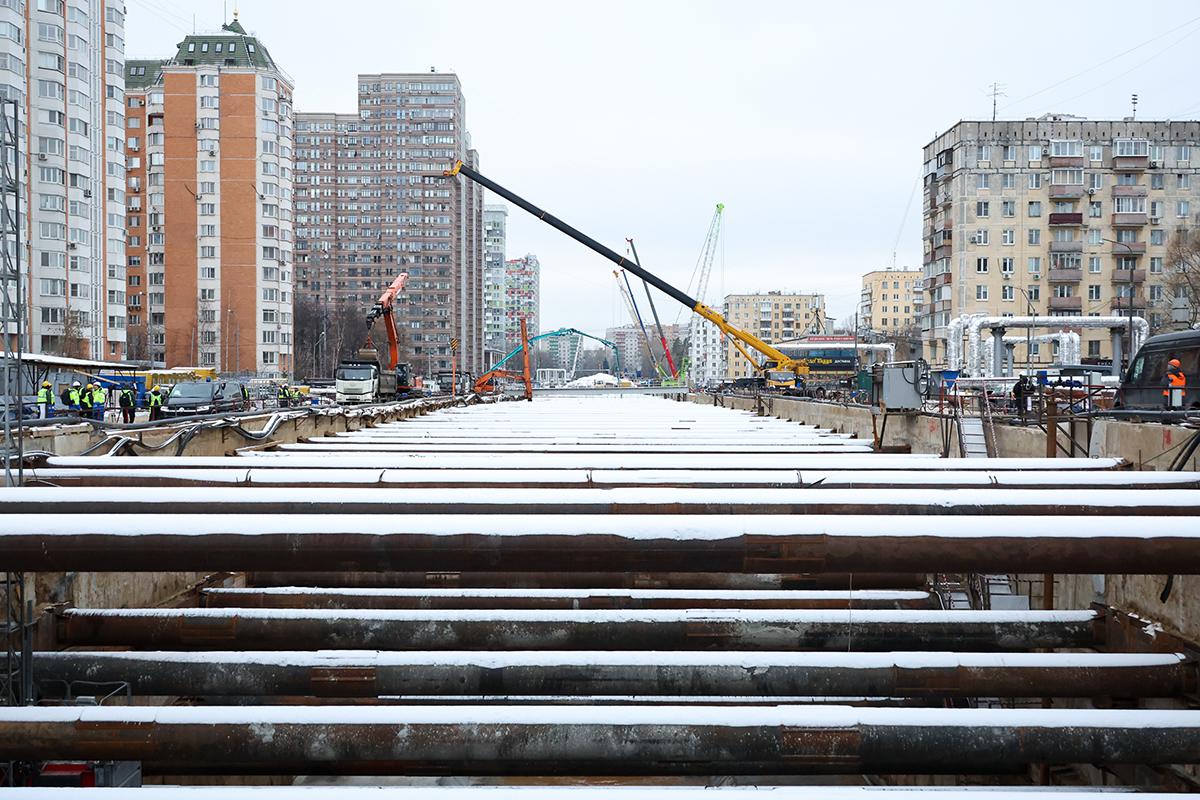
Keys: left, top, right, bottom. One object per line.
{"left": 1002, "top": 200, "right": 1015, "bottom": 217}
{"left": 1028, "top": 201, "right": 1042, "bottom": 217}
{"left": 1150, "top": 256, "right": 1164, "bottom": 274}
{"left": 1089, "top": 201, "right": 1102, "bottom": 218}
{"left": 1001, "top": 257, "right": 1014, "bottom": 273}
{"left": 1001, "top": 228, "right": 1014, "bottom": 245}
{"left": 1178, "top": 145, "right": 1191, "bottom": 162}
{"left": 1179, "top": 174, "right": 1192, "bottom": 190}
{"left": 201, "top": 266, "right": 216, "bottom": 279}
{"left": 975, "top": 285, "right": 988, "bottom": 301}
{"left": 1028, "top": 257, "right": 1042, "bottom": 274}
{"left": 200, "top": 203, "right": 216, "bottom": 215}
{"left": 199, "top": 160, "right": 216, "bottom": 172}
{"left": 1151, "top": 173, "right": 1164, "bottom": 189}
{"left": 1088, "top": 172, "right": 1103, "bottom": 190}
{"left": 200, "top": 95, "right": 218, "bottom": 109}
{"left": 1087, "top": 228, "right": 1102, "bottom": 245}
{"left": 1150, "top": 285, "right": 1164, "bottom": 301}
{"left": 975, "top": 257, "right": 989, "bottom": 273}
{"left": 1051, "top": 140, "right": 1082, "bottom": 157}
{"left": 1002, "top": 285, "right": 1014, "bottom": 301}
{"left": 1178, "top": 200, "right": 1191, "bottom": 218}
{"left": 40, "top": 278, "right": 65, "bottom": 296}
{"left": 38, "top": 221, "right": 64, "bottom": 240}
{"left": 1002, "top": 173, "right": 1016, "bottom": 190}
{"left": 1088, "top": 285, "right": 1101, "bottom": 301}
{"left": 1089, "top": 145, "right": 1103, "bottom": 162}
{"left": 1051, "top": 168, "right": 1083, "bottom": 185}
{"left": 1028, "top": 145, "right": 1043, "bottom": 162}
{"left": 973, "top": 229, "right": 989, "bottom": 245}
{"left": 976, "top": 173, "right": 990, "bottom": 190}
{"left": 200, "top": 224, "right": 216, "bottom": 237}
{"left": 1089, "top": 256, "right": 1102, "bottom": 273}
{"left": 1053, "top": 284, "right": 1074, "bottom": 298}
{"left": 37, "top": 23, "right": 63, "bottom": 44}
{"left": 1151, "top": 229, "right": 1166, "bottom": 246}
{"left": 1028, "top": 172, "right": 1042, "bottom": 189}
{"left": 36, "top": 79, "right": 62, "bottom": 99}
{"left": 1114, "top": 196, "right": 1146, "bottom": 214}
{"left": 1114, "top": 139, "right": 1149, "bottom": 157}
{"left": 976, "top": 201, "right": 990, "bottom": 217}
{"left": 200, "top": 245, "right": 216, "bottom": 258}
{"left": 1117, "top": 173, "right": 1138, "bottom": 186}
{"left": 1028, "top": 229, "right": 1041, "bottom": 245}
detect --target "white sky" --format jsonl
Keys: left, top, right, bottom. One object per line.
{"left": 127, "top": 0, "right": 1200, "bottom": 338}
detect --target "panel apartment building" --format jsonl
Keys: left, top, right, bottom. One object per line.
{"left": 483, "top": 203, "right": 505, "bottom": 362}
{"left": 922, "top": 116, "right": 1200, "bottom": 366}
{"left": 294, "top": 72, "right": 485, "bottom": 377}
{"left": 859, "top": 268, "right": 923, "bottom": 335}
{"left": 0, "top": 0, "right": 128, "bottom": 359}
{"left": 723, "top": 291, "right": 826, "bottom": 379}
{"left": 503, "top": 253, "right": 539, "bottom": 352}
{"left": 124, "top": 17, "right": 295, "bottom": 376}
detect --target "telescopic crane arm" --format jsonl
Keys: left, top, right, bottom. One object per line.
{"left": 365, "top": 272, "right": 409, "bottom": 371}
{"left": 627, "top": 238, "right": 678, "bottom": 379}
{"left": 443, "top": 161, "right": 798, "bottom": 381}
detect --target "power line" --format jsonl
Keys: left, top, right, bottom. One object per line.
{"left": 128, "top": 0, "right": 192, "bottom": 34}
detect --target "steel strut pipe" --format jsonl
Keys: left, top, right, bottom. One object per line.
{"left": 4, "top": 704, "right": 1200, "bottom": 775}
{"left": 32, "top": 651, "right": 1194, "bottom": 700}
{"left": 6, "top": 516, "right": 1200, "bottom": 574}
{"left": 54, "top": 608, "right": 1102, "bottom": 651}
{"left": 242, "top": 571, "right": 929, "bottom": 591}
{"left": 199, "top": 586, "right": 938, "bottom": 611}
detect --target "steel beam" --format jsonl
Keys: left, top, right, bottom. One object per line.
{"left": 32, "top": 651, "right": 1192, "bottom": 700}
{"left": 274, "top": 442, "right": 877, "bottom": 454}
{"left": 54, "top": 608, "right": 1101, "bottom": 651}
{"left": 0, "top": 789, "right": 1185, "bottom": 800}
{"left": 199, "top": 587, "right": 937, "bottom": 610}
{"left": 2, "top": 486, "right": 1196, "bottom": 516}
{"left": 2, "top": 705, "right": 1199, "bottom": 775}
{"left": 5, "top": 515, "right": 1200, "bottom": 574}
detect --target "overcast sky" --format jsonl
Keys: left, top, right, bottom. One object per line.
{"left": 127, "top": 0, "right": 1200, "bottom": 338}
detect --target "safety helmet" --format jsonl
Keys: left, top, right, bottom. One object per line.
{"left": 72, "top": 381, "right": 80, "bottom": 387}
{"left": 152, "top": 385, "right": 161, "bottom": 391}
{"left": 1170, "top": 358, "right": 1182, "bottom": 368}
{"left": 41, "top": 381, "right": 50, "bottom": 387}
{"left": 85, "top": 383, "right": 93, "bottom": 389}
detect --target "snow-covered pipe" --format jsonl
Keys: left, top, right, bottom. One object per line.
{"left": 981, "top": 333, "right": 1081, "bottom": 377}
{"left": 946, "top": 314, "right": 986, "bottom": 372}
{"left": 965, "top": 316, "right": 1148, "bottom": 377}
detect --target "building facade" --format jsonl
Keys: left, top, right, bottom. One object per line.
{"left": 0, "top": 0, "right": 128, "bottom": 360}
{"left": 687, "top": 307, "right": 727, "bottom": 387}
{"left": 859, "top": 268, "right": 923, "bottom": 335}
{"left": 922, "top": 117, "right": 1200, "bottom": 367}
{"left": 722, "top": 291, "right": 826, "bottom": 378}
{"left": 125, "top": 17, "right": 295, "bottom": 376}
{"left": 502, "top": 253, "right": 538, "bottom": 352}
{"left": 482, "top": 203, "right": 505, "bottom": 362}
{"left": 294, "top": 72, "right": 485, "bottom": 378}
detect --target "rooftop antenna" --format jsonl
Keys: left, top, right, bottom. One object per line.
{"left": 1131, "top": 93, "right": 1139, "bottom": 120}
{"left": 987, "top": 82, "right": 1007, "bottom": 122}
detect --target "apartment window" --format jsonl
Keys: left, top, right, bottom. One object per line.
{"left": 1178, "top": 200, "right": 1191, "bottom": 218}
{"left": 1089, "top": 256, "right": 1102, "bottom": 273}
{"left": 1089, "top": 201, "right": 1102, "bottom": 217}
{"left": 40, "top": 278, "right": 65, "bottom": 296}
{"left": 1001, "top": 257, "right": 1014, "bottom": 273}
{"left": 1179, "top": 173, "right": 1192, "bottom": 190}
{"left": 199, "top": 181, "right": 215, "bottom": 193}
{"left": 200, "top": 245, "right": 216, "bottom": 258}
{"left": 200, "top": 203, "right": 216, "bottom": 215}
{"left": 37, "top": 23, "right": 63, "bottom": 44}
{"left": 1089, "top": 145, "right": 1103, "bottom": 162}
{"left": 974, "top": 229, "right": 989, "bottom": 245}
{"left": 1001, "top": 285, "right": 1014, "bottom": 301}
{"left": 1001, "top": 145, "right": 1016, "bottom": 162}
{"left": 1027, "top": 145, "right": 1042, "bottom": 162}
{"left": 201, "top": 266, "right": 216, "bottom": 279}
{"left": 976, "top": 201, "right": 990, "bottom": 217}
{"left": 1027, "top": 257, "right": 1042, "bottom": 274}
{"left": 1027, "top": 229, "right": 1041, "bottom": 245}
{"left": 1087, "top": 229, "right": 1102, "bottom": 245}
{"left": 1150, "top": 172, "right": 1164, "bottom": 189}
{"left": 975, "top": 257, "right": 988, "bottom": 274}
{"left": 1028, "top": 201, "right": 1042, "bottom": 217}
{"left": 1026, "top": 172, "right": 1041, "bottom": 190}
{"left": 1115, "top": 172, "right": 1137, "bottom": 187}
{"left": 1051, "top": 140, "right": 1082, "bottom": 157}
{"left": 1150, "top": 256, "right": 1164, "bottom": 274}
{"left": 976, "top": 173, "right": 990, "bottom": 190}
{"left": 1001, "top": 173, "right": 1016, "bottom": 190}
{"left": 1114, "top": 196, "right": 1146, "bottom": 214}
{"left": 1026, "top": 285, "right": 1041, "bottom": 302}
{"left": 1151, "top": 229, "right": 1166, "bottom": 246}
{"left": 1001, "top": 229, "right": 1014, "bottom": 245}
{"left": 1051, "top": 168, "right": 1083, "bottom": 185}
{"left": 1114, "top": 139, "right": 1149, "bottom": 157}
{"left": 1150, "top": 285, "right": 1164, "bottom": 302}
{"left": 1087, "top": 285, "right": 1102, "bottom": 301}
{"left": 1178, "top": 145, "right": 1191, "bottom": 162}
{"left": 200, "top": 224, "right": 216, "bottom": 237}
{"left": 975, "top": 285, "right": 988, "bottom": 301}
{"left": 1002, "top": 200, "right": 1015, "bottom": 217}
{"left": 38, "top": 221, "right": 64, "bottom": 240}
{"left": 199, "top": 160, "right": 216, "bottom": 173}
{"left": 36, "top": 79, "right": 62, "bottom": 99}
{"left": 1088, "top": 172, "right": 1103, "bottom": 190}
{"left": 200, "top": 95, "right": 218, "bottom": 109}
{"left": 1053, "top": 284, "right": 1074, "bottom": 298}
{"left": 262, "top": 351, "right": 277, "bottom": 365}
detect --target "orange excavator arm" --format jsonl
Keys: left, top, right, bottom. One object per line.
{"left": 366, "top": 272, "right": 409, "bottom": 371}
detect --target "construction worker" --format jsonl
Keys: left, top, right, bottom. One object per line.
{"left": 290, "top": 385, "right": 303, "bottom": 406}
{"left": 91, "top": 382, "right": 107, "bottom": 421}
{"left": 277, "top": 383, "right": 291, "bottom": 408}
{"left": 118, "top": 384, "right": 137, "bottom": 424}
{"left": 36, "top": 381, "right": 53, "bottom": 419}
{"left": 64, "top": 381, "right": 82, "bottom": 413}
{"left": 1164, "top": 357, "right": 1187, "bottom": 408}
{"left": 147, "top": 385, "right": 165, "bottom": 421}
{"left": 78, "top": 383, "right": 93, "bottom": 416}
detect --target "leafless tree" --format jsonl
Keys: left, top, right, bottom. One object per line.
{"left": 1163, "top": 228, "right": 1200, "bottom": 329}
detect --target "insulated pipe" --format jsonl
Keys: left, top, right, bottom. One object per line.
{"left": 8, "top": 515, "right": 1200, "bottom": 573}
{"left": 0, "top": 791, "right": 1184, "bottom": 800}
{"left": 271, "top": 442, "right": 877, "bottom": 454}
{"left": 33, "top": 651, "right": 1192, "bottom": 700}
{"left": 945, "top": 313, "right": 987, "bottom": 371}
{"left": 4, "top": 486, "right": 1199, "bottom": 516}
{"left": 199, "top": 587, "right": 937, "bottom": 611}
{"left": 243, "top": 572, "right": 929, "bottom": 591}
{"left": 965, "top": 315, "right": 1148, "bottom": 377}
{"left": 54, "top": 608, "right": 1101, "bottom": 651}
{"left": 3, "top": 704, "right": 1198, "bottom": 775}
{"left": 981, "top": 334, "right": 1081, "bottom": 377}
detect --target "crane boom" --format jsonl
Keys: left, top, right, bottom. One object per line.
{"left": 365, "top": 272, "right": 409, "bottom": 371}
{"left": 443, "top": 161, "right": 799, "bottom": 385}
{"left": 627, "top": 238, "right": 678, "bottom": 379}
{"left": 488, "top": 327, "right": 621, "bottom": 376}
{"left": 617, "top": 269, "right": 661, "bottom": 376}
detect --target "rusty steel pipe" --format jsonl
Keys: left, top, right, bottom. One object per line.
{"left": 54, "top": 608, "right": 1101, "bottom": 651}
{"left": 6, "top": 516, "right": 1200, "bottom": 574}
{"left": 32, "top": 651, "right": 1194, "bottom": 700}
{"left": 3, "top": 705, "right": 1199, "bottom": 775}
{"left": 200, "top": 587, "right": 937, "bottom": 611}
{"left": 242, "top": 571, "right": 928, "bottom": 591}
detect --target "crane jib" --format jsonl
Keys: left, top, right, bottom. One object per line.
{"left": 450, "top": 162, "right": 700, "bottom": 312}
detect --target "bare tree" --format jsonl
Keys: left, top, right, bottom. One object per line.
{"left": 42, "top": 309, "right": 89, "bottom": 359}
{"left": 1163, "top": 228, "right": 1200, "bottom": 330}
{"left": 125, "top": 325, "right": 149, "bottom": 362}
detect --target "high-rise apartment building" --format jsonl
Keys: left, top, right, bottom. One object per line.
{"left": 922, "top": 117, "right": 1200, "bottom": 366}
{"left": 294, "top": 72, "right": 485, "bottom": 377}
{"left": 483, "top": 203, "right": 506, "bottom": 361}
{"left": 502, "top": 253, "right": 539, "bottom": 352}
{"left": 604, "top": 324, "right": 643, "bottom": 378}
{"left": 125, "top": 17, "right": 295, "bottom": 376}
{"left": 859, "top": 267, "right": 923, "bottom": 335}
{"left": 688, "top": 307, "right": 727, "bottom": 388}
{"left": 0, "top": 0, "right": 128, "bottom": 360}
{"left": 722, "top": 291, "right": 826, "bottom": 378}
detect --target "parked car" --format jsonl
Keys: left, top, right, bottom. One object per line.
{"left": 162, "top": 380, "right": 250, "bottom": 418}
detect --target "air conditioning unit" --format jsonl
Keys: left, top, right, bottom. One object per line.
{"left": 152, "top": 225, "right": 161, "bottom": 232}
{"left": 1041, "top": 146, "right": 1051, "bottom": 156}
{"left": 969, "top": 235, "right": 981, "bottom": 244}
{"left": 37, "top": 153, "right": 46, "bottom": 161}
{"left": 67, "top": 242, "right": 76, "bottom": 250}
{"left": 82, "top": 189, "right": 92, "bottom": 198}
{"left": 1150, "top": 216, "right": 1161, "bottom": 224}
{"left": 208, "top": 149, "right": 217, "bottom": 157}
{"left": 1149, "top": 160, "right": 1161, "bottom": 168}
{"left": 195, "top": 195, "right": 204, "bottom": 201}
{"left": 1087, "top": 187, "right": 1096, "bottom": 195}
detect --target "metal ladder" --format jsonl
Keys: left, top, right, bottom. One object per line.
{"left": 959, "top": 416, "right": 989, "bottom": 458}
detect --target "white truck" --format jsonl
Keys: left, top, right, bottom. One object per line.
{"left": 335, "top": 349, "right": 412, "bottom": 404}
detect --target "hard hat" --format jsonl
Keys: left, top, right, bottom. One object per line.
{"left": 152, "top": 385, "right": 161, "bottom": 391}
{"left": 41, "top": 381, "right": 50, "bottom": 387}
{"left": 85, "top": 383, "right": 93, "bottom": 389}
{"left": 1170, "top": 358, "right": 1182, "bottom": 368}
{"left": 72, "top": 381, "right": 80, "bottom": 387}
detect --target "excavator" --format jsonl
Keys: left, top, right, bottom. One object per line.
{"left": 335, "top": 272, "right": 419, "bottom": 403}
{"left": 443, "top": 161, "right": 808, "bottom": 390}
{"left": 473, "top": 318, "right": 533, "bottom": 399}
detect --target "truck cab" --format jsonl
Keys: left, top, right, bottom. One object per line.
{"left": 335, "top": 361, "right": 379, "bottom": 404}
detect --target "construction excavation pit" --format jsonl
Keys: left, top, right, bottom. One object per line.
{"left": 3, "top": 393, "right": 1200, "bottom": 796}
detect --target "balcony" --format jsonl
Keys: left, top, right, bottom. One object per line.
{"left": 1112, "top": 212, "right": 1148, "bottom": 227}
{"left": 1049, "top": 240, "right": 1083, "bottom": 253}
{"left": 1048, "top": 212, "right": 1083, "bottom": 226}
{"left": 1049, "top": 296, "right": 1082, "bottom": 312}
{"left": 1049, "top": 155, "right": 1086, "bottom": 168}
{"left": 1048, "top": 185, "right": 1085, "bottom": 199}
{"left": 1111, "top": 185, "right": 1148, "bottom": 198}
{"left": 1110, "top": 241, "right": 1146, "bottom": 255}
{"left": 1111, "top": 268, "right": 1147, "bottom": 284}
{"left": 1047, "top": 268, "right": 1083, "bottom": 283}
{"left": 1113, "top": 155, "right": 1149, "bottom": 172}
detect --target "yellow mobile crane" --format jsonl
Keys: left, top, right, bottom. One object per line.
{"left": 443, "top": 161, "right": 806, "bottom": 390}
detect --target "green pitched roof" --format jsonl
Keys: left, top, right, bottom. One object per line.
{"left": 125, "top": 59, "right": 165, "bottom": 90}
{"left": 172, "top": 18, "right": 277, "bottom": 70}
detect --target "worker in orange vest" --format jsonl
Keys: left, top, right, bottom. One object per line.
{"left": 1163, "top": 357, "right": 1187, "bottom": 408}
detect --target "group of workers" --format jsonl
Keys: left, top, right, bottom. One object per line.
{"left": 37, "top": 380, "right": 168, "bottom": 422}
{"left": 276, "top": 383, "right": 304, "bottom": 408}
